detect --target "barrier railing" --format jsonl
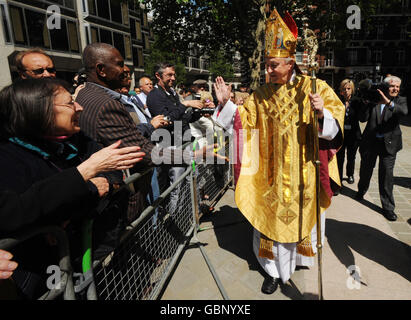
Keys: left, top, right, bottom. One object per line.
{"left": 0, "top": 226, "right": 75, "bottom": 300}
{"left": 90, "top": 136, "right": 233, "bottom": 300}
{"left": 0, "top": 133, "right": 233, "bottom": 300}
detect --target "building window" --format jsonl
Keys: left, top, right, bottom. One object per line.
{"left": 113, "top": 32, "right": 125, "bottom": 58}
{"left": 91, "top": 26, "right": 99, "bottom": 43}
{"left": 141, "top": 11, "right": 148, "bottom": 27}
{"left": 400, "top": 26, "right": 407, "bottom": 40}
{"left": 124, "top": 35, "right": 132, "bottom": 60}
{"left": 45, "top": 0, "right": 75, "bottom": 10}
{"left": 201, "top": 59, "right": 209, "bottom": 70}
{"left": 110, "top": 0, "right": 122, "bottom": 24}
{"left": 49, "top": 19, "right": 69, "bottom": 51}
{"left": 397, "top": 50, "right": 405, "bottom": 65}
{"left": 100, "top": 28, "right": 112, "bottom": 45}
{"left": 1, "top": 4, "right": 12, "bottom": 43}
{"left": 121, "top": 2, "right": 129, "bottom": 26}
{"left": 128, "top": 0, "right": 137, "bottom": 12}
{"left": 130, "top": 19, "right": 136, "bottom": 38}
{"left": 7, "top": 5, "right": 80, "bottom": 53}
{"left": 25, "top": 9, "right": 50, "bottom": 48}
{"left": 67, "top": 21, "right": 79, "bottom": 52}
{"left": 136, "top": 20, "right": 142, "bottom": 40}
{"left": 9, "top": 5, "right": 26, "bottom": 45}
{"left": 137, "top": 47, "right": 143, "bottom": 67}
{"left": 373, "top": 49, "right": 382, "bottom": 63}
{"left": 87, "top": 0, "right": 96, "bottom": 15}
{"left": 348, "top": 50, "right": 358, "bottom": 65}
{"left": 376, "top": 25, "right": 383, "bottom": 40}
{"left": 97, "top": 0, "right": 110, "bottom": 20}
{"left": 144, "top": 33, "right": 149, "bottom": 50}
{"left": 351, "top": 29, "right": 360, "bottom": 40}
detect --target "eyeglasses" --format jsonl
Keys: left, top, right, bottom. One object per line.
{"left": 25, "top": 67, "right": 56, "bottom": 75}
{"left": 55, "top": 96, "right": 76, "bottom": 110}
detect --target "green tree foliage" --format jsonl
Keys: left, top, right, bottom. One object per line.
{"left": 144, "top": 35, "right": 187, "bottom": 86}
{"left": 135, "top": 0, "right": 406, "bottom": 88}
{"left": 135, "top": 0, "right": 336, "bottom": 89}
{"left": 208, "top": 49, "right": 234, "bottom": 82}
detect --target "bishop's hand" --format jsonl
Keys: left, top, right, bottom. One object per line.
{"left": 309, "top": 93, "right": 324, "bottom": 119}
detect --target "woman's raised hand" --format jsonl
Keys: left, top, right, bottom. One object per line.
{"left": 77, "top": 140, "right": 146, "bottom": 181}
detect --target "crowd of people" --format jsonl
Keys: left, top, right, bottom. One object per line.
{"left": 0, "top": 44, "right": 231, "bottom": 299}
{"left": 0, "top": 7, "right": 408, "bottom": 300}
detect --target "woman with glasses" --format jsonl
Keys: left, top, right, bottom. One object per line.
{"left": 0, "top": 78, "right": 145, "bottom": 299}
{"left": 335, "top": 79, "right": 363, "bottom": 194}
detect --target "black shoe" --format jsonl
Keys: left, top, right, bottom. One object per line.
{"left": 347, "top": 176, "right": 354, "bottom": 184}
{"left": 333, "top": 190, "right": 340, "bottom": 196}
{"left": 383, "top": 210, "right": 397, "bottom": 221}
{"left": 261, "top": 276, "right": 280, "bottom": 294}
{"left": 355, "top": 191, "right": 364, "bottom": 200}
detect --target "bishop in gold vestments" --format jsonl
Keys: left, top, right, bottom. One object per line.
{"left": 233, "top": 9, "right": 345, "bottom": 292}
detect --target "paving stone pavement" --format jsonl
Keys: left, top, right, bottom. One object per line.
{"left": 160, "top": 114, "right": 411, "bottom": 301}
{"left": 351, "top": 117, "right": 411, "bottom": 246}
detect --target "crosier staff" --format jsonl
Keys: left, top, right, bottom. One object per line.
{"left": 303, "top": 27, "right": 324, "bottom": 301}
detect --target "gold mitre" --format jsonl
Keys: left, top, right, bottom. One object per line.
{"left": 265, "top": 9, "right": 298, "bottom": 59}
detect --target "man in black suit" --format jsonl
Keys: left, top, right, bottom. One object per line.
{"left": 356, "top": 76, "right": 408, "bottom": 221}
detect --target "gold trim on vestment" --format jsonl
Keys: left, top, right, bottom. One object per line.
{"left": 235, "top": 75, "right": 345, "bottom": 244}
{"left": 258, "top": 234, "right": 275, "bottom": 260}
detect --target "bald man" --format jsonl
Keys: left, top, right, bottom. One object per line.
{"left": 137, "top": 76, "right": 153, "bottom": 106}
{"left": 15, "top": 48, "right": 56, "bottom": 79}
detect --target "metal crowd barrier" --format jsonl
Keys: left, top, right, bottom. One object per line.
{"left": 90, "top": 136, "right": 233, "bottom": 300}
{"left": 0, "top": 226, "right": 75, "bottom": 300}
{"left": 0, "top": 132, "right": 234, "bottom": 300}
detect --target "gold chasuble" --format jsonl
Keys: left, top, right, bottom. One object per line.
{"left": 235, "top": 74, "right": 344, "bottom": 244}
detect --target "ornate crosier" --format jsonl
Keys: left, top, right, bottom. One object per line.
{"left": 303, "top": 26, "right": 324, "bottom": 301}
{"left": 303, "top": 28, "right": 319, "bottom": 74}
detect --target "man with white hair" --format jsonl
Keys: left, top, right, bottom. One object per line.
{"left": 136, "top": 75, "right": 154, "bottom": 108}
{"left": 356, "top": 75, "right": 408, "bottom": 221}
{"left": 234, "top": 9, "right": 345, "bottom": 294}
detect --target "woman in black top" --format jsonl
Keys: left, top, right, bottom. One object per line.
{"left": 0, "top": 78, "right": 145, "bottom": 298}
{"left": 336, "top": 79, "right": 362, "bottom": 193}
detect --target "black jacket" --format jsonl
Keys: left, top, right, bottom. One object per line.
{"left": 147, "top": 86, "right": 201, "bottom": 146}
{"left": 359, "top": 95, "right": 408, "bottom": 155}
{"left": 341, "top": 95, "right": 363, "bottom": 141}
{"left": 0, "top": 132, "right": 121, "bottom": 236}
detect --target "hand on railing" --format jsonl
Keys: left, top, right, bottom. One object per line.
{"left": 193, "top": 144, "right": 229, "bottom": 163}
{"left": 0, "top": 249, "right": 18, "bottom": 279}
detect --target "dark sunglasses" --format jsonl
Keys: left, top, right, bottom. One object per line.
{"left": 26, "top": 67, "right": 56, "bottom": 75}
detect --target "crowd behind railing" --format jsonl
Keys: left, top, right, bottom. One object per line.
{"left": 0, "top": 44, "right": 237, "bottom": 300}
{"left": 1, "top": 43, "right": 408, "bottom": 300}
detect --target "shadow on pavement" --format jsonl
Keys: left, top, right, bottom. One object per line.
{"left": 399, "top": 113, "right": 411, "bottom": 127}
{"left": 394, "top": 176, "right": 411, "bottom": 189}
{"left": 200, "top": 205, "right": 261, "bottom": 272}
{"left": 200, "top": 204, "right": 306, "bottom": 300}
{"left": 326, "top": 218, "right": 411, "bottom": 283}
{"left": 340, "top": 185, "right": 385, "bottom": 216}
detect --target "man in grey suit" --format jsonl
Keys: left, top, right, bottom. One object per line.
{"left": 356, "top": 76, "right": 408, "bottom": 221}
